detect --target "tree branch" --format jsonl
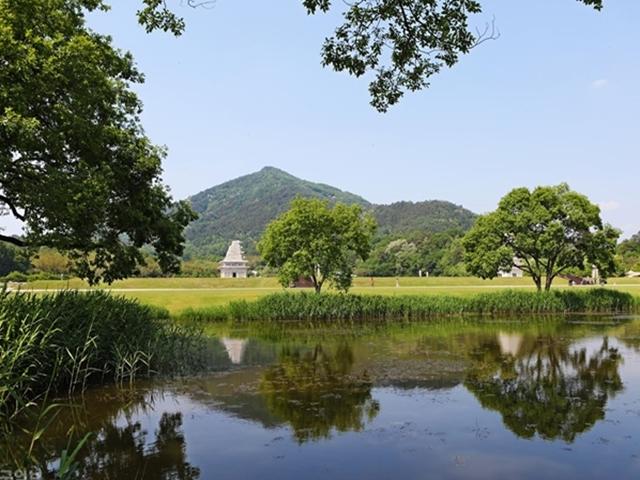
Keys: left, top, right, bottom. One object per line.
{"left": 0, "top": 234, "right": 26, "bottom": 247}
{"left": 0, "top": 194, "right": 25, "bottom": 221}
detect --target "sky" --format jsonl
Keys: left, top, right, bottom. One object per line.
{"left": 4, "top": 1, "right": 640, "bottom": 237}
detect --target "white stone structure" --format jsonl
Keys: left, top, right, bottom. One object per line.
{"left": 219, "top": 240, "right": 249, "bottom": 278}
{"left": 499, "top": 259, "right": 524, "bottom": 278}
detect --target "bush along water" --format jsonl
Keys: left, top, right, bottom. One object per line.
{"left": 219, "top": 289, "right": 639, "bottom": 323}
{"left": 0, "top": 290, "right": 207, "bottom": 428}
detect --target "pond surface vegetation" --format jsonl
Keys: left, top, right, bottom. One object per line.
{"left": 4, "top": 316, "right": 640, "bottom": 479}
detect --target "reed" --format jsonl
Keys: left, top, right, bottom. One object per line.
{"left": 0, "top": 290, "right": 206, "bottom": 427}
{"left": 216, "top": 289, "right": 639, "bottom": 323}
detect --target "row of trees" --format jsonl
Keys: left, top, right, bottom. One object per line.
{"left": 0, "top": 245, "right": 222, "bottom": 280}
{"left": 4, "top": 184, "right": 631, "bottom": 291}
{"left": 259, "top": 184, "right": 622, "bottom": 292}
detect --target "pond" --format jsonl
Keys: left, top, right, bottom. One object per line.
{"left": 4, "top": 317, "right": 640, "bottom": 479}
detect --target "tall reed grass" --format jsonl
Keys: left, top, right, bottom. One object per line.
{"left": 0, "top": 290, "right": 206, "bottom": 428}
{"left": 180, "top": 289, "right": 639, "bottom": 323}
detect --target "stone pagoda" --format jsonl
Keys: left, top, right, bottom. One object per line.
{"left": 219, "top": 240, "right": 249, "bottom": 278}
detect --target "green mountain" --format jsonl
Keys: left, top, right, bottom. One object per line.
{"left": 183, "top": 167, "right": 477, "bottom": 258}
{"left": 184, "top": 167, "right": 371, "bottom": 257}
{"left": 373, "top": 201, "right": 477, "bottom": 236}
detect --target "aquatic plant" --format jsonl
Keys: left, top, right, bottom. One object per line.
{"left": 218, "top": 289, "right": 639, "bottom": 323}
{"left": 0, "top": 291, "right": 207, "bottom": 428}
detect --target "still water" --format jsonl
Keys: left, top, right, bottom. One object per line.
{"left": 6, "top": 317, "right": 640, "bottom": 479}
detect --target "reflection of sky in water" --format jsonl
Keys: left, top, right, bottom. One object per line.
{"left": 117, "top": 376, "right": 640, "bottom": 480}
{"left": 7, "top": 319, "right": 640, "bottom": 479}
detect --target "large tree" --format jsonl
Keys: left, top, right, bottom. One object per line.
{"left": 137, "top": 0, "right": 605, "bottom": 112}
{"left": 0, "top": 0, "right": 196, "bottom": 283}
{"left": 617, "top": 232, "right": 640, "bottom": 273}
{"left": 258, "top": 198, "right": 376, "bottom": 293}
{"left": 462, "top": 184, "right": 619, "bottom": 291}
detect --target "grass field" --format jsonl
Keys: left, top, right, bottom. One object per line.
{"left": 13, "top": 276, "right": 640, "bottom": 315}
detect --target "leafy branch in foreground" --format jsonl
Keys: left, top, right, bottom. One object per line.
{"left": 138, "top": 0, "right": 604, "bottom": 111}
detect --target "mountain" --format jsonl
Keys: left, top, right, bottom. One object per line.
{"left": 184, "top": 167, "right": 371, "bottom": 257}
{"left": 373, "top": 201, "right": 477, "bottom": 236}
{"left": 183, "top": 167, "right": 477, "bottom": 258}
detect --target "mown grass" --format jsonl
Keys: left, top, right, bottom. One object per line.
{"left": 16, "top": 277, "right": 640, "bottom": 315}
{"left": 22, "top": 275, "right": 640, "bottom": 290}
{"left": 0, "top": 291, "right": 207, "bottom": 430}
{"left": 178, "top": 289, "right": 640, "bottom": 323}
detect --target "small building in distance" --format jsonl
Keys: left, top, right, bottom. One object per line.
{"left": 219, "top": 240, "right": 249, "bottom": 278}
{"left": 498, "top": 258, "right": 524, "bottom": 278}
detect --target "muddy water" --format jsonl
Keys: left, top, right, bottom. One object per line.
{"left": 4, "top": 317, "right": 640, "bottom": 479}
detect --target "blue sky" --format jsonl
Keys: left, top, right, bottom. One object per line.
{"left": 6, "top": 1, "right": 640, "bottom": 237}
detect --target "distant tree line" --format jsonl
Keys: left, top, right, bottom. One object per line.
{"left": 2, "top": 184, "right": 636, "bottom": 287}
{"left": 618, "top": 233, "right": 640, "bottom": 272}
{"left": 356, "top": 229, "right": 467, "bottom": 277}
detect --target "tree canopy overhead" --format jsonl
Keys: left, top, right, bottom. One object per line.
{"left": 258, "top": 198, "right": 376, "bottom": 293}
{"left": 462, "top": 184, "right": 619, "bottom": 291}
{"left": 137, "top": 0, "right": 605, "bottom": 111}
{"left": 0, "top": 0, "right": 196, "bottom": 283}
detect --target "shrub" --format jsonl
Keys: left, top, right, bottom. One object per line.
{"left": 2, "top": 271, "right": 28, "bottom": 283}
{"left": 179, "top": 259, "right": 221, "bottom": 277}
{"left": 27, "top": 272, "right": 68, "bottom": 281}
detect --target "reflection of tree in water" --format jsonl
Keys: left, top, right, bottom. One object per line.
{"left": 615, "top": 321, "right": 640, "bottom": 352}
{"left": 465, "top": 335, "right": 623, "bottom": 442}
{"left": 68, "top": 411, "right": 200, "bottom": 480}
{"left": 260, "top": 343, "right": 379, "bottom": 443}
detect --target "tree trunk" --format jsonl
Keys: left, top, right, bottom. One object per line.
{"left": 533, "top": 275, "right": 542, "bottom": 292}
{"left": 544, "top": 274, "right": 554, "bottom": 292}
{"left": 313, "top": 275, "right": 324, "bottom": 294}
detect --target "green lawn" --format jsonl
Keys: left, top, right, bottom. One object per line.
{"left": 14, "top": 276, "right": 640, "bottom": 315}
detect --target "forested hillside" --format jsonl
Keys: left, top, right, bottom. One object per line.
{"left": 373, "top": 201, "right": 477, "bottom": 235}
{"left": 183, "top": 167, "right": 477, "bottom": 259}
{"left": 184, "top": 167, "right": 370, "bottom": 257}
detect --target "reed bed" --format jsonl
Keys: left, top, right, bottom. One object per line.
{"left": 180, "top": 289, "right": 639, "bottom": 323}
{"left": 0, "top": 290, "right": 207, "bottom": 427}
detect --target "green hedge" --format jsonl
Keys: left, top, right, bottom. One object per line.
{"left": 199, "top": 289, "right": 640, "bottom": 323}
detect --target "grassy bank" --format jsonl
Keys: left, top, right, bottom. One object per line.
{"left": 15, "top": 276, "right": 640, "bottom": 315}
{"left": 178, "top": 289, "right": 640, "bottom": 323}
{"left": 21, "top": 275, "right": 640, "bottom": 291}
{"left": 0, "top": 291, "right": 206, "bottom": 428}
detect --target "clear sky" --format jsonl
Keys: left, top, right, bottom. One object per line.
{"left": 5, "top": 1, "right": 640, "bottom": 237}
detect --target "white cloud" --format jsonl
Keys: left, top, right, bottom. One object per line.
{"left": 598, "top": 200, "right": 620, "bottom": 212}
{"left": 591, "top": 79, "right": 608, "bottom": 89}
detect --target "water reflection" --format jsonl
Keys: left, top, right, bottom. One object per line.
{"left": 260, "top": 343, "right": 379, "bottom": 443}
{"left": 75, "top": 412, "right": 200, "bottom": 480}
{"left": 220, "top": 337, "right": 248, "bottom": 364}
{"left": 465, "top": 335, "right": 623, "bottom": 442}
{"left": 4, "top": 318, "right": 640, "bottom": 479}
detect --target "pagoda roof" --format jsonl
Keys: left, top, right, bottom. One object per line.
{"left": 221, "top": 240, "right": 248, "bottom": 264}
